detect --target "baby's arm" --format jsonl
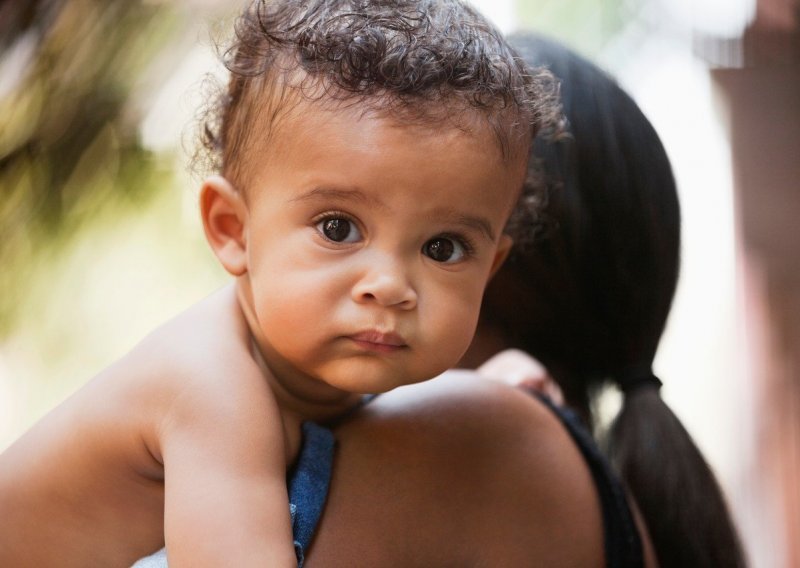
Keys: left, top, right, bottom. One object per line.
{"left": 157, "top": 361, "right": 296, "bottom": 567}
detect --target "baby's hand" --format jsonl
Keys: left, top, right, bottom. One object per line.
{"left": 477, "top": 349, "right": 564, "bottom": 405}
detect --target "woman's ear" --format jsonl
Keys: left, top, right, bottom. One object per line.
{"left": 200, "top": 175, "right": 249, "bottom": 276}
{"left": 489, "top": 234, "right": 513, "bottom": 280}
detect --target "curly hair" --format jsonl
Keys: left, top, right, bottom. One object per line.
{"left": 196, "top": 0, "right": 561, "bottom": 191}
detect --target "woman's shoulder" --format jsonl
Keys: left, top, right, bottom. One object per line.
{"left": 307, "top": 373, "right": 606, "bottom": 567}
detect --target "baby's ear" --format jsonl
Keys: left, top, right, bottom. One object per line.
{"left": 200, "top": 176, "right": 248, "bottom": 276}
{"left": 489, "top": 234, "right": 513, "bottom": 280}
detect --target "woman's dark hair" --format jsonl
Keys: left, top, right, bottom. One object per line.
{"left": 479, "top": 33, "right": 746, "bottom": 567}
{"left": 196, "top": 0, "right": 561, "bottom": 188}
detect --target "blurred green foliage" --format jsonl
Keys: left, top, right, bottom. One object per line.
{"left": 0, "top": 0, "right": 180, "bottom": 337}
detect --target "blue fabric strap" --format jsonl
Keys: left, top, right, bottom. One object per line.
{"left": 288, "top": 421, "right": 335, "bottom": 567}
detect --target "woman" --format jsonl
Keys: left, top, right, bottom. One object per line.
{"left": 481, "top": 34, "right": 746, "bottom": 567}
{"left": 307, "top": 33, "right": 745, "bottom": 567}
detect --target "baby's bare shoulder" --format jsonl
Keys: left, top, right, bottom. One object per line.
{"left": 119, "top": 285, "right": 279, "bottom": 450}
{"left": 114, "top": 285, "right": 259, "bottom": 409}
{"left": 2, "top": 284, "right": 282, "bottom": 561}
{"left": 0, "top": 286, "right": 275, "bottom": 566}
{"left": 129, "top": 285, "right": 250, "bottom": 378}
{"left": 2, "top": 284, "right": 261, "bottom": 484}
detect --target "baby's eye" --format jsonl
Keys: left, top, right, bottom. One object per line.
{"left": 422, "top": 237, "right": 467, "bottom": 263}
{"left": 316, "top": 217, "right": 361, "bottom": 243}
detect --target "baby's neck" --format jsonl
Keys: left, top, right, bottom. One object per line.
{"left": 249, "top": 334, "right": 364, "bottom": 424}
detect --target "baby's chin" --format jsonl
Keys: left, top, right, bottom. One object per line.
{"left": 315, "top": 362, "right": 451, "bottom": 396}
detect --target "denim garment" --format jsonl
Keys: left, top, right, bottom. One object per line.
{"left": 131, "top": 421, "right": 335, "bottom": 568}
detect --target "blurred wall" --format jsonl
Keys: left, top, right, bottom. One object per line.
{"left": 713, "top": 8, "right": 800, "bottom": 565}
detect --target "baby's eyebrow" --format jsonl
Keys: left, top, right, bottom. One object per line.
{"left": 290, "top": 186, "right": 386, "bottom": 209}
{"left": 429, "top": 209, "right": 496, "bottom": 243}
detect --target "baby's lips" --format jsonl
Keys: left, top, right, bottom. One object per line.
{"left": 349, "top": 329, "right": 407, "bottom": 347}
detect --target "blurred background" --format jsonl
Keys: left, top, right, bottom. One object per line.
{"left": 1, "top": 0, "right": 797, "bottom": 565}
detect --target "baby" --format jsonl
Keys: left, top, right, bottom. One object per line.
{"left": 0, "top": 0, "right": 558, "bottom": 565}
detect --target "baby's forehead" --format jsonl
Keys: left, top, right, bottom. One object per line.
{"left": 234, "top": 86, "right": 526, "bottom": 187}
{"left": 246, "top": 97, "right": 525, "bottom": 226}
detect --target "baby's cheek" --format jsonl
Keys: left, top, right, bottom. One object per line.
{"left": 254, "top": 288, "right": 314, "bottom": 344}
{"left": 430, "top": 299, "right": 481, "bottom": 364}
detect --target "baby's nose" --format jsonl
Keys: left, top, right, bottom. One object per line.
{"left": 351, "top": 259, "right": 417, "bottom": 310}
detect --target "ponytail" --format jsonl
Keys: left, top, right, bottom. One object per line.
{"left": 480, "top": 33, "right": 749, "bottom": 567}
{"left": 607, "top": 384, "right": 747, "bottom": 567}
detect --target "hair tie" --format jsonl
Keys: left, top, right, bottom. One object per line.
{"left": 615, "top": 365, "right": 663, "bottom": 395}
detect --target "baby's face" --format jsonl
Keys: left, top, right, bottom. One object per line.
{"left": 239, "top": 100, "right": 525, "bottom": 397}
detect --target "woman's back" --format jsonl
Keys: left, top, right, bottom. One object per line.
{"left": 306, "top": 374, "right": 656, "bottom": 567}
